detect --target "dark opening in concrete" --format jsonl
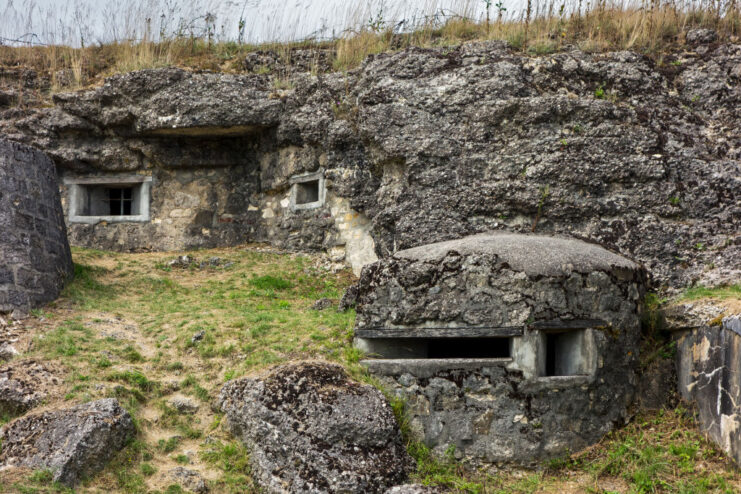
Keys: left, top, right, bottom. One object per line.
{"left": 74, "top": 183, "right": 146, "bottom": 217}
{"left": 358, "top": 337, "right": 511, "bottom": 359}
{"left": 543, "top": 330, "right": 590, "bottom": 377}
{"left": 106, "top": 187, "right": 133, "bottom": 215}
{"left": 295, "top": 180, "right": 320, "bottom": 205}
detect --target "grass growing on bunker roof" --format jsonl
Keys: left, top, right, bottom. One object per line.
{"left": 2, "top": 245, "right": 740, "bottom": 493}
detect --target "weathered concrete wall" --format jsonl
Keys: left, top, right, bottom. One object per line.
{"left": 677, "top": 315, "right": 741, "bottom": 465}
{"left": 354, "top": 233, "right": 647, "bottom": 464}
{"left": 2, "top": 39, "right": 739, "bottom": 287}
{"left": 59, "top": 166, "right": 260, "bottom": 252}
{"left": 0, "top": 139, "right": 73, "bottom": 312}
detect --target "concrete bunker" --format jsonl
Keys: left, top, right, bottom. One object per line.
{"left": 353, "top": 232, "right": 646, "bottom": 463}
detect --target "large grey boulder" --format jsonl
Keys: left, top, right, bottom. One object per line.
{"left": 0, "top": 359, "right": 62, "bottom": 416}
{"left": 218, "top": 361, "right": 414, "bottom": 493}
{"left": 0, "top": 398, "right": 135, "bottom": 486}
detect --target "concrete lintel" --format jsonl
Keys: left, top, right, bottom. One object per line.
{"left": 361, "top": 358, "right": 512, "bottom": 377}
{"left": 63, "top": 175, "right": 153, "bottom": 185}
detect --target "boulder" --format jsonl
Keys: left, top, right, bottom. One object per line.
{"left": 218, "top": 361, "right": 413, "bottom": 493}
{"left": 0, "top": 398, "right": 135, "bottom": 486}
{"left": 0, "top": 359, "right": 62, "bottom": 416}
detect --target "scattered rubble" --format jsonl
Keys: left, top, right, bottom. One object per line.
{"left": 169, "top": 466, "right": 209, "bottom": 493}
{"left": 0, "top": 359, "right": 62, "bottom": 416}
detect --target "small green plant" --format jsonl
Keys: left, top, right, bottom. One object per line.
{"left": 157, "top": 436, "right": 181, "bottom": 453}
{"left": 669, "top": 196, "right": 680, "bottom": 206}
{"left": 174, "top": 454, "right": 190, "bottom": 464}
{"left": 695, "top": 242, "right": 706, "bottom": 251}
{"left": 140, "top": 463, "right": 156, "bottom": 476}
{"left": 594, "top": 84, "right": 606, "bottom": 99}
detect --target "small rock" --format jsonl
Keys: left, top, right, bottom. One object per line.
{"left": 338, "top": 283, "right": 359, "bottom": 311}
{"left": 686, "top": 28, "right": 718, "bottom": 45}
{"left": 311, "top": 298, "right": 335, "bottom": 311}
{"left": 0, "top": 359, "right": 62, "bottom": 416}
{"left": 0, "top": 398, "right": 135, "bottom": 486}
{"left": 0, "top": 342, "right": 19, "bottom": 361}
{"left": 168, "top": 255, "right": 195, "bottom": 269}
{"left": 169, "top": 466, "right": 209, "bottom": 493}
{"left": 170, "top": 396, "right": 199, "bottom": 414}
{"left": 385, "top": 485, "right": 445, "bottom": 494}
{"left": 191, "top": 330, "right": 206, "bottom": 344}
{"left": 10, "top": 309, "right": 28, "bottom": 321}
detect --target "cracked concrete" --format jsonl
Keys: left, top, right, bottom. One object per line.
{"left": 677, "top": 315, "right": 741, "bottom": 465}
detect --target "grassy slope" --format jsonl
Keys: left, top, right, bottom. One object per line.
{"left": 1, "top": 246, "right": 739, "bottom": 493}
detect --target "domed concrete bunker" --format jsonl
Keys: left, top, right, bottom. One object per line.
{"left": 353, "top": 232, "right": 647, "bottom": 464}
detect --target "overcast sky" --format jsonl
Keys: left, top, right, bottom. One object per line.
{"left": 0, "top": 0, "right": 495, "bottom": 46}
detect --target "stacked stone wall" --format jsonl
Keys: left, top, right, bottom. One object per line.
{"left": 0, "top": 139, "right": 72, "bottom": 312}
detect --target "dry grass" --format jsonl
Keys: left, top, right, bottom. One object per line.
{"left": 0, "top": 2, "right": 738, "bottom": 96}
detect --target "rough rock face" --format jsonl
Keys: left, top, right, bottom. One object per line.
{"left": 0, "top": 139, "right": 73, "bottom": 312}
{"left": 0, "top": 359, "right": 62, "bottom": 416}
{"left": 0, "top": 398, "right": 135, "bottom": 486}
{"left": 354, "top": 233, "right": 647, "bottom": 463}
{"left": 218, "top": 361, "right": 413, "bottom": 493}
{"left": 677, "top": 316, "right": 741, "bottom": 465}
{"left": 1, "top": 39, "right": 739, "bottom": 289}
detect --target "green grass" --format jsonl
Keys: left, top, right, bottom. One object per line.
{"left": 679, "top": 284, "right": 741, "bottom": 301}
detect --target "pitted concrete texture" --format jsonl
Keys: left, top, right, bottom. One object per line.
{"left": 354, "top": 233, "right": 647, "bottom": 464}
{"left": 0, "top": 139, "right": 72, "bottom": 312}
{"left": 678, "top": 315, "right": 741, "bottom": 465}
{"left": 395, "top": 233, "right": 640, "bottom": 277}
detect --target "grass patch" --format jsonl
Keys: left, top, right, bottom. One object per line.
{"left": 679, "top": 284, "right": 741, "bottom": 301}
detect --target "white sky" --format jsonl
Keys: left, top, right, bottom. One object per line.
{"left": 0, "top": 0, "right": 499, "bottom": 46}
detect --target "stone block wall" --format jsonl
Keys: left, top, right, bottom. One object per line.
{"left": 0, "top": 139, "right": 73, "bottom": 312}
{"left": 677, "top": 315, "right": 741, "bottom": 465}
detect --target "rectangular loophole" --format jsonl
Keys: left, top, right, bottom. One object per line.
{"left": 357, "top": 337, "right": 511, "bottom": 360}
{"left": 295, "top": 180, "right": 320, "bottom": 205}
{"left": 543, "top": 330, "right": 591, "bottom": 377}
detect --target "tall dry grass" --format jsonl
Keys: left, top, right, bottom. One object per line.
{"left": 0, "top": 0, "right": 738, "bottom": 96}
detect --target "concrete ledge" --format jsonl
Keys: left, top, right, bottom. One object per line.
{"left": 360, "top": 358, "right": 511, "bottom": 377}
